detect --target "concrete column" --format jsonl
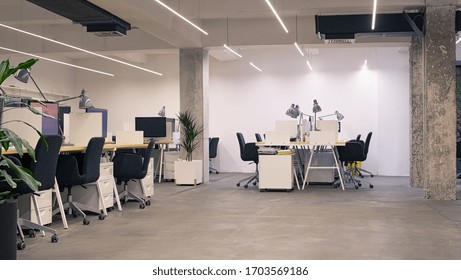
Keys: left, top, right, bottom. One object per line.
{"left": 422, "top": 4, "right": 457, "bottom": 199}
{"left": 179, "top": 48, "right": 209, "bottom": 183}
{"left": 409, "top": 36, "right": 424, "bottom": 189}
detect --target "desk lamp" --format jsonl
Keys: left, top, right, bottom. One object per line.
{"left": 312, "top": 99, "right": 322, "bottom": 130}
{"left": 158, "top": 106, "right": 166, "bottom": 117}
{"left": 56, "top": 89, "right": 94, "bottom": 109}
{"left": 286, "top": 104, "right": 313, "bottom": 141}
{"left": 318, "top": 110, "right": 344, "bottom": 132}
{"left": 14, "top": 68, "right": 48, "bottom": 101}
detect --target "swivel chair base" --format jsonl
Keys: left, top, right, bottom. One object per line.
{"left": 118, "top": 181, "right": 151, "bottom": 209}
{"left": 17, "top": 218, "right": 58, "bottom": 250}
{"left": 236, "top": 168, "right": 259, "bottom": 188}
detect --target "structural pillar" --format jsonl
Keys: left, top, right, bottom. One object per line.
{"left": 179, "top": 48, "right": 210, "bottom": 183}
{"left": 410, "top": 3, "right": 456, "bottom": 199}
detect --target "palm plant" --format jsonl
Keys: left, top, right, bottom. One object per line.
{"left": 177, "top": 110, "right": 203, "bottom": 161}
{"left": 0, "top": 58, "right": 46, "bottom": 204}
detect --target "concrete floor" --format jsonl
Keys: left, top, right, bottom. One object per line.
{"left": 17, "top": 174, "right": 461, "bottom": 260}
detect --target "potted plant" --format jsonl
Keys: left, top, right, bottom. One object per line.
{"left": 174, "top": 110, "right": 204, "bottom": 186}
{"left": 0, "top": 58, "right": 44, "bottom": 260}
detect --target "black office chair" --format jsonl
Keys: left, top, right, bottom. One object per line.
{"left": 4, "top": 135, "right": 62, "bottom": 249}
{"left": 457, "top": 141, "right": 461, "bottom": 178}
{"left": 337, "top": 140, "right": 374, "bottom": 189}
{"left": 55, "top": 137, "right": 105, "bottom": 225}
{"left": 209, "top": 137, "right": 219, "bottom": 174}
{"left": 354, "top": 132, "right": 373, "bottom": 178}
{"left": 113, "top": 140, "right": 155, "bottom": 209}
{"left": 236, "top": 132, "right": 259, "bottom": 188}
{"left": 255, "top": 133, "right": 263, "bottom": 142}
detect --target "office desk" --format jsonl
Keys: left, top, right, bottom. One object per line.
{"left": 257, "top": 141, "right": 346, "bottom": 191}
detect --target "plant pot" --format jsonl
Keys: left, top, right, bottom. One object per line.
{"left": 174, "top": 160, "right": 203, "bottom": 186}
{"left": 0, "top": 200, "right": 18, "bottom": 260}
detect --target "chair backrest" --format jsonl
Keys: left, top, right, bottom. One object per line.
{"left": 255, "top": 133, "right": 263, "bottom": 142}
{"left": 363, "top": 132, "right": 372, "bottom": 156}
{"left": 356, "top": 134, "right": 361, "bottom": 141}
{"left": 31, "top": 135, "right": 63, "bottom": 191}
{"left": 457, "top": 141, "right": 461, "bottom": 159}
{"left": 337, "top": 141, "right": 366, "bottom": 163}
{"left": 80, "top": 137, "right": 105, "bottom": 183}
{"left": 209, "top": 137, "right": 219, "bottom": 159}
{"left": 141, "top": 140, "right": 155, "bottom": 174}
{"left": 236, "top": 133, "right": 246, "bottom": 159}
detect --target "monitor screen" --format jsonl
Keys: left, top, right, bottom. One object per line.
{"left": 135, "top": 117, "right": 166, "bottom": 138}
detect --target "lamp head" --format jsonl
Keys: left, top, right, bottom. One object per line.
{"left": 158, "top": 106, "right": 166, "bottom": 117}
{"left": 313, "top": 99, "right": 322, "bottom": 113}
{"left": 286, "top": 104, "right": 300, "bottom": 118}
{"left": 14, "top": 68, "right": 31, "bottom": 83}
{"left": 78, "top": 89, "right": 93, "bottom": 109}
{"left": 335, "top": 110, "right": 344, "bottom": 121}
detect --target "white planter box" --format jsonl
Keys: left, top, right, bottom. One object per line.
{"left": 174, "top": 160, "right": 203, "bottom": 186}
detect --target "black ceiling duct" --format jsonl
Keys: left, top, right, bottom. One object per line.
{"left": 26, "top": 0, "right": 131, "bottom": 37}
{"left": 315, "top": 12, "right": 424, "bottom": 42}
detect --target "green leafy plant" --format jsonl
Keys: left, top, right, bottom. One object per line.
{"left": 177, "top": 110, "right": 203, "bottom": 161}
{"left": 0, "top": 58, "right": 46, "bottom": 204}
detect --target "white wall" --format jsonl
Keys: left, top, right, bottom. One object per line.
{"left": 209, "top": 46, "right": 410, "bottom": 176}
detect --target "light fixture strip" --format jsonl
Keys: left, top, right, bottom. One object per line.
{"left": 250, "top": 62, "right": 263, "bottom": 72}
{"left": 223, "top": 44, "right": 242, "bottom": 58}
{"left": 294, "top": 42, "right": 304, "bottom": 56}
{"left": 363, "top": 59, "right": 368, "bottom": 69}
{"left": 155, "top": 0, "right": 208, "bottom": 35}
{"left": 0, "top": 46, "right": 114, "bottom": 77}
{"left": 264, "top": 0, "right": 289, "bottom": 33}
{"left": 306, "top": 60, "right": 313, "bottom": 71}
{"left": 371, "top": 0, "right": 378, "bottom": 30}
{"left": 457, "top": 36, "right": 461, "bottom": 44}
{"left": 0, "top": 23, "right": 163, "bottom": 76}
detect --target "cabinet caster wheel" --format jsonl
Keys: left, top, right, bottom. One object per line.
{"left": 253, "top": 181, "right": 257, "bottom": 186}
{"left": 51, "top": 234, "right": 58, "bottom": 243}
{"left": 29, "top": 230, "right": 36, "bottom": 238}
{"left": 259, "top": 189, "right": 265, "bottom": 192}
{"left": 371, "top": 174, "right": 374, "bottom": 177}
{"left": 216, "top": 171, "right": 219, "bottom": 174}
{"left": 72, "top": 213, "right": 78, "bottom": 218}
{"left": 369, "top": 184, "right": 374, "bottom": 188}
{"left": 236, "top": 183, "right": 240, "bottom": 187}
{"left": 358, "top": 182, "right": 362, "bottom": 187}
{"left": 244, "top": 185, "right": 248, "bottom": 188}
{"left": 355, "top": 186, "right": 359, "bottom": 189}
{"left": 83, "top": 218, "right": 90, "bottom": 225}
{"left": 360, "top": 175, "right": 364, "bottom": 178}
{"left": 107, "top": 207, "right": 113, "bottom": 212}
{"left": 17, "top": 242, "right": 25, "bottom": 250}
{"left": 145, "top": 200, "right": 151, "bottom": 206}
{"left": 98, "top": 214, "right": 106, "bottom": 220}
{"left": 139, "top": 204, "right": 145, "bottom": 209}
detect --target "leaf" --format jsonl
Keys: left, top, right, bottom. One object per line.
{"left": 0, "top": 169, "right": 16, "bottom": 188}
{"left": 2, "top": 128, "right": 24, "bottom": 157}
{"left": 2, "top": 155, "right": 40, "bottom": 192}
{"left": 0, "top": 59, "right": 11, "bottom": 85}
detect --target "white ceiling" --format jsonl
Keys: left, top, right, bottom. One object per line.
{"left": 0, "top": 0, "right": 458, "bottom": 62}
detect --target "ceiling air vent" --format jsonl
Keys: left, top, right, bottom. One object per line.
{"left": 324, "top": 39, "right": 355, "bottom": 44}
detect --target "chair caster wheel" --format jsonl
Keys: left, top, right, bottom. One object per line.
{"left": 371, "top": 174, "right": 374, "bottom": 177}
{"left": 17, "top": 241, "right": 25, "bottom": 250}
{"left": 355, "top": 186, "right": 359, "bottom": 189}
{"left": 29, "top": 230, "right": 36, "bottom": 238}
{"left": 51, "top": 234, "right": 58, "bottom": 243}
{"left": 83, "top": 218, "right": 90, "bottom": 225}
{"left": 360, "top": 175, "right": 364, "bottom": 178}
{"left": 139, "top": 204, "right": 146, "bottom": 209}
{"left": 369, "top": 184, "right": 374, "bottom": 188}
{"left": 236, "top": 183, "right": 240, "bottom": 187}
{"left": 98, "top": 214, "right": 106, "bottom": 220}
{"left": 253, "top": 181, "right": 257, "bottom": 186}
{"left": 145, "top": 200, "right": 151, "bottom": 206}
{"left": 244, "top": 185, "right": 248, "bottom": 188}
{"left": 216, "top": 171, "right": 219, "bottom": 174}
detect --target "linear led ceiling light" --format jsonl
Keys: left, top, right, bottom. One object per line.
{"left": 223, "top": 44, "right": 242, "bottom": 58}
{"left": 306, "top": 60, "right": 313, "bottom": 71}
{"left": 154, "top": 0, "right": 208, "bottom": 35}
{"left": 0, "top": 46, "right": 114, "bottom": 77}
{"left": 265, "top": 0, "right": 289, "bottom": 33}
{"left": 250, "top": 62, "right": 263, "bottom": 72}
{"left": 294, "top": 15, "right": 304, "bottom": 56}
{"left": 371, "top": 0, "right": 378, "bottom": 30}
{"left": 294, "top": 42, "right": 304, "bottom": 57}
{"left": 0, "top": 23, "right": 162, "bottom": 76}
{"left": 363, "top": 59, "right": 368, "bottom": 69}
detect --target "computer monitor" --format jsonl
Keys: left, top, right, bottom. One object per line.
{"left": 135, "top": 117, "right": 167, "bottom": 138}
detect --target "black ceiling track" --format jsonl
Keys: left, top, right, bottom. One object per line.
{"left": 26, "top": 0, "right": 131, "bottom": 36}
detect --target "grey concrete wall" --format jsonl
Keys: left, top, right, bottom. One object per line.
{"left": 423, "top": 5, "right": 457, "bottom": 199}
{"left": 410, "top": 36, "right": 425, "bottom": 189}
{"left": 179, "top": 48, "right": 210, "bottom": 183}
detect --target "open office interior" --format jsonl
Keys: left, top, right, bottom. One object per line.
{"left": 1, "top": 0, "right": 461, "bottom": 261}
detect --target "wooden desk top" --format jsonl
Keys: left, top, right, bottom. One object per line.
{"left": 256, "top": 141, "right": 346, "bottom": 146}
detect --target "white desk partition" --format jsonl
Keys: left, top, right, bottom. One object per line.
{"left": 264, "top": 131, "right": 291, "bottom": 145}
{"left": 115, "top": 131, "right": 143, "bottom": 145}
{"left": 275, "top": 120, "right": 298, "bottom": 139}
{"left": 68, "top": 113, "right": 102, "bottom": 146}
{"left": 309, "top": 130, "right": 337, "bottom": 146}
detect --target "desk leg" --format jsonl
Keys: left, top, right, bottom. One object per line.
{"left": 332, "top": 146, "right": 345, "bottom": 191}
{"left": 158, "top": 144, "right": 165, "bottom": 183}
{"left": 293, "top": 159, "right": 300, "bottom": 190}
{"left": 53, "top": 179, "right": 68, "bottom": 229}
{"left": 32, "top": 195, "right": 45, "bottom": 237}
{"left": 96, "top": 181, "right": 108, "bottom": 217}
{"left": 302, "top": 147, "right": 315, "bottom": 190}
{"left": 112, "top": 178, "right": 123, "bottom": 211}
